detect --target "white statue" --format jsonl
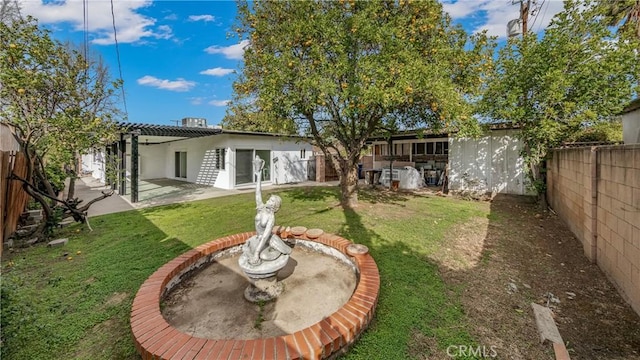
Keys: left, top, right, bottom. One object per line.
{"left": 244, "top": 155, "right": 291, "bottom": 266}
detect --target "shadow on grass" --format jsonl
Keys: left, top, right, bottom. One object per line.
{"left": 337, "top": 204, "right": 476, "bottom": 360}
{"left": 285, "top": 186, "right": 340, "bottom": 203}
{"left": 0, "top": 210, "right": 192, "bottom": 360}
{"left": 357, "top": 187, "right": 413, "bottom": 206}
{"left": 286, "top": 184, "right": 415, "bottom": 206}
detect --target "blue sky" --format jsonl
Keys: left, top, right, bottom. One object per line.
{"left": 19, "top": 0, "right": 564, "bottom": 127}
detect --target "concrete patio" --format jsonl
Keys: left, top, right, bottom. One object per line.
{"left": 75, "top": 176, "right": 340, "bottom": 216}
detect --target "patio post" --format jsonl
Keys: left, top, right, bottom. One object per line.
{"left": 131, "top": 130, "right": 139, "bottom": 203}
{"left": 119, "top": 134, "right": 126, "bottom": 195}
{"left": 110, "top": 142, "right": 117, "bottom": 190}
{"left": 105, "top": 144, "right": 111, "bottom": 187}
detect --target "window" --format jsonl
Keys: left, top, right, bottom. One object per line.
{"left": 426, "top": 142, "right": 434, "bottom": 154}
{"left": 374, "top": 144, "right": 390, "bottom": 156}
{"left": 215, "top": 148, "right": 225, "bottom": 170}
{"left": 436, "top": 142, "right": 443, "bottom": 154}
{"left": 413, "top": 142, "right": 425, "bottom": 155}
{"left": 300, "top": 148, "right": 306, "bottom": 159}
{"left": 174, "top": 151, "right": 187, "bottom": 178}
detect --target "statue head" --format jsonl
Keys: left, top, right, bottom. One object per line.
{"left": 266, "top": 195, "right": 282, "bottom": 212}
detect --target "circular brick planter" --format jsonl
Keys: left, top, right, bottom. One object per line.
{"left": 130, "top": 228, "right": 380, "bottom": 360}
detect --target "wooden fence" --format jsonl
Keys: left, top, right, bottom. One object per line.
{"left": 1, "top": 150, "right": 30, "bottom": 255}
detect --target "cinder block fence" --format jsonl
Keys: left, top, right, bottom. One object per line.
{"left": 547, "top": 144, "right": 640, "bottom": 315}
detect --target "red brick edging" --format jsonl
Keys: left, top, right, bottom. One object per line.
{"left": 130, "top": 229, "right": 380, "bottom": 360}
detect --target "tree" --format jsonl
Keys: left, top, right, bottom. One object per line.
{"left": 222, "top": 96, "right": 297, "bottom": 134}
{"left": 1, "top": 16, "right": 121, "bottom": 240}
{"left": 233, "top": 0, "right": 494, "bottom": 207}
{"left": 480, "top": 0, "right": 640, "bottom": 204}
{"left": 0, "top": 0, "right": 20, "bottom": 24}
{"left": 598, "top": 0, "right": 640, "bottom": 40}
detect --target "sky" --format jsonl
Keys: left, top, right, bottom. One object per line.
{"left": 18, "top": 0, "right": 565, "bottom": 127}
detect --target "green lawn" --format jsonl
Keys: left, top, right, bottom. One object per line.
{"left": 1, "top": 186, "right": 489, "bottom": 359}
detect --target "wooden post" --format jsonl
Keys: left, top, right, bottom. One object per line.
{"left": 131, "top": 132, "right": 139, "bottom": 203}
{"left": 4, "top": 152, "right": 29, "bottom": 241}
{"left": 0, "top": 151, "right": 7, "bottom": 252}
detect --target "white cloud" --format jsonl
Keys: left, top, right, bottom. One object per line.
{"left": 204, "top": 40, "right": 250, "bottom": 60}
{"left": 20, "top": 0, "right": 173, "bottom": 45}
{"left": 441, "top": 0, "right": 482, "bottom": 19}
{"left": 441, "top": 0, "right": 565, "bottom": 38}
{"left": 190, "top": 97, "right": 204, "bottom": 105}
{"left": 189, "top": 14, "right": 215, "bottom": 22}
{"left": 200, "top": 67, "right": 235, "bottom": 76}
{"left": 164, "top": 13, "right": 178, "bottom": 21}
{"left": 209, "top": 99, "right": 230, "bottom": 106}
{"left": 137, "top": 76, "right": 195, "bottom": 92}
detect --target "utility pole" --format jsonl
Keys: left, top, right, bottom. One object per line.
{"left": 520, "top": 0, "right": 530, "bottom": 35}
{"left": 507, "top": 0, "right": 531, "bottom": 38}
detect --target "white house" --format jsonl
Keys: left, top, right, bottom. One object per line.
{"left": 366, "top": 125, "right": 532, "bottom": 195}
{"left": 622, "top": 98, "right": 640, "bottom": 144}
{"left": 82, "top": 123, "right": 312, "bottom": 202}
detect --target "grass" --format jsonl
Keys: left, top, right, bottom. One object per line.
{"left": 1, "top": 186, "right": 489, "bottom": 359}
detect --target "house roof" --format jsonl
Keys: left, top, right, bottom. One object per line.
{"left": 621, "top": 98, "right": 640, "bottom": 114}
{"left": 366, "top": 122, "right": 520, "bottom": 142}
{"left": 118, "top": 122, "right": 223, "bottom": 137}
{"left": 117, "top": 122, "right": 310, "bottom": 139}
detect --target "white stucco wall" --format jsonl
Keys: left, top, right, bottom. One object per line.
{"left": 131, "top": 133, "right": 312, "bottom": 190}
{"left": 622, "top": 109, "right": 640, "bottom": 144}
{"left": 219, "top": 134, "right": 311, "bottom": 188}
{"left": 449, "top": 129, "right": 531, "bottom": 195}
{"left": 162, "top": 137, "right": 227, "bottom": 187}
{"left": 81, "top": 150, "right": 106, "bottom": 183}
{"left": 139, "top": 143, "right": 166, "bottom": 180}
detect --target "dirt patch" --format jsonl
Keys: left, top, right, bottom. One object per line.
{"left": 438, "top": 197, "right": 640, "bottom": 359}
{"left": 430, "top": 216, "right": 489, "bottom": 271}
{"left": 104, "top": 292, "right": 128, "bottom": 307}
{"left": 407, "top": 330, "right": 450, "bottom": 360}
{"left": 73, "top": 317, "right": 135, "bottom": 359}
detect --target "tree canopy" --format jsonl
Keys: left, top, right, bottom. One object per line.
{"left": 598, "top": 0, "right": 640, "bottom": 40}
{"left": 232, "top": 0, "right": 494, "bottom": 206}
{"left": 480, "top": 0, "right": 640, "bottom": 199}
{"left": 1, "top": 16, "right": 121, "bottom": 239}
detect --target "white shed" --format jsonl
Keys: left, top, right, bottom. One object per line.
{"left": 365, "top": 126, "right": 532, "bottom": 195}
{"left": 622, "top": 98, "right": 640, "bottom": 144}
{"left": 448, "top": 128, "right": 531, "bottom": 195}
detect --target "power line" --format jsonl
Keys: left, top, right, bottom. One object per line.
{"left": 536, "top": 0, "right": 551, "bottom": 33}
{"left": 528, "top": 0, "right": 545, "bottom": 34}
{"left": 110, "top": 0, "right": 129, "bottom": 120}
{"left": 82, "top": 0, "right": 88, "bottom": 60}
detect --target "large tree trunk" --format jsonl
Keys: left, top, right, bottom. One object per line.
{"left": 339, "top": 162, "right": 359, "bottom": 208}
{"left": 67, "top": 172, "right": 76, "bottom": 201}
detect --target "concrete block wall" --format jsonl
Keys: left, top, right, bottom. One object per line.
{"left": 547, "top": 144, "right": 640, "bottom": 315}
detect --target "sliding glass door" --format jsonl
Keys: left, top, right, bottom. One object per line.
{"left": 235, "top": 149, "right": 253, "bottom": 185}
{"left": 235, "top": 149, "right": 271, "bottom": 185}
